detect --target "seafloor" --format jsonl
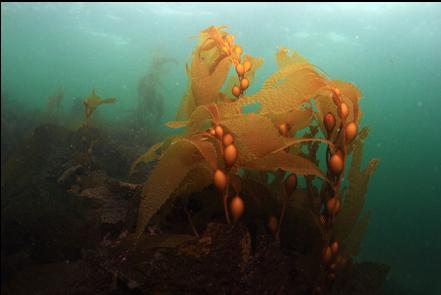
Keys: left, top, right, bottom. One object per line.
{"left": 0, "top": 123, "right": 399, "bottom": 295}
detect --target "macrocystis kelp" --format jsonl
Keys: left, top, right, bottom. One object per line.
{"left": 45, "top": 87, "right": 64, "bottom": 124}
{"left": 132, "top": 25, "right": 378, "bottom": 290}
{"left": 83, "top": 89, "right": 117, "bottom": 127}
{"left": 136, "top": 52, "right": 177, "bottom": 128}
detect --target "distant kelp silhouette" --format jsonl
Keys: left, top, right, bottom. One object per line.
{"left": 45, "top": 87, "right": 64, "bottom": 124}
{"left": 137, "top": 51, "right": 177, "bottom": 128}
{"left": 132, "top": 25, "right": 378, "bottom": 289}
{"left": 83, "top": 89, "right": 117, "bottom": 127}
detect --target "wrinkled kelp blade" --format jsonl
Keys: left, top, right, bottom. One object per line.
{"left": 136, "top": 138, "right": 216, "bottom": 238}
{"left": 243, "top": 151, "right": 329, "bottom": 183}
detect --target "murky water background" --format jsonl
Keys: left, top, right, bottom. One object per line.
{"left": 2, "top": 3, "right": 441, "bottom": 294}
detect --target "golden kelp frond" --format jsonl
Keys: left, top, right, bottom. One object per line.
{"left": 188, "top": 133, "right": 221, "bottom": 170}
{"left": 172, "top": 162, "right": 213, "bottom": 199}
{"left": 220, "top": 113, "right": 286, "bottom": 164}
{"left": 299, "top": 124, "right": 321, "bottom": 163}
{"left": 223, "top": 54, "right": 264, "bottom": 99}
{"left": 276, "top": 47, "right": 308, "bottom": 68}
{"left": 176, "top": 27, "right": 237, "bottom": 119}
{"left": 267, "top": 107, "right": 314, "bottom": 132}
{"left": 169, "top": 104, "right": 222, "bottom": 138}
{"left": 83, "top": 89, "right": 117, "bottom": 125}
{"left": 199, "top": 25, "right": 243, "bottom": 66}
{"left": 135, "top": 26, "right": 377, "bottom": 261}
{"left": 192, "top": 57, "right": 231, "bottom": 106}
{"left": 186, "top": 104, "right": 218, "bottom": 134}
{"left": 313, "top": 81, "right": 361, "bottom": 140}
{"left": 84, "top": 89, "right": 117, "bottom": 110}
{"left": 242, "top": 54, "right": 264, "bottom": 83}
{"left": 343, "top": 211, "right": 371, "bottom": 257}
{"left": 216, "top": 99, "right": 243, "bottom": 119}
{"left": 166, "top": 120, "right": 189, "bottom": 129}
{"left": 272, "top": 136, "right": 335, "bottom": 155}
{"left": 334, "top": 127, "right": 379, "bottom": 242}
{"left": 142, "top": 134, "right": 218, "bottom": 173}
{"left": 176, "top": 28, "right": 342, "bottom": 135}
{"left": 129, "top": 141, "right": 164, "bottom": 175}
{"left": 203, "top": 103, "right": 221, "bottom": 123}
{"left": 176, "top": 80, "right": 196, "bottom": 121}
{"left": 174, "top": 106, "right": 330, "bottom": 173}
{"left": 276, "top": 48, "right": 330, "bottom": 86}
{"left": 192, "top": 25, "right": 242, "bottom": 105}
{"left": 136, "top": 137, "right": 218, "bottom": 237}
{"left": 328, "top": 80, "right": 362, "bottom": 123}
{"left": 249, "top": 62, "right": 327, "bottom": 114}
{"left": 242, "top": 169, "right": 270, "bottom": 187}
{"left": 130, "top": 136, "right": 177, "bottom": 175}
{"left": 169, "top": 105, "right": 212, "bottom": 129}
{"left": 199, "top": 25, "right": 229, "bottom": 54}
{"left": 314, "top": 91, "right": 338, "bottom": 135}
{"left": 218, "top": 61, "right": 327, "bottom": 117}
{"left": 243, "top": 151, "right": 329, "bottom": 182}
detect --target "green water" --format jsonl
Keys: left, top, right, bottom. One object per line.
{"left": 1, "top": 3, "right": 441, "bottom": 294}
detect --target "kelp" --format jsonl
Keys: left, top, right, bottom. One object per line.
{"left": 137, "top": 51, "right": 177, "bottom": 127}
{"left": 129, "top": 141, "right": 164, "bottom": 175}
{"left": 135, "top": 137, "right": 219, "bottom": 237}
{"left": 314, "top": 80, "right": 362, "bottom": 138}
{"left": 328, "top": 80, "right": 362, "bottom": 123}
{"left": 134, "top": 26, "right": 377, "bottom": 256}
{"left": 130, "top": 135, "right": 179, "bottom": 176}
{"left": 220, "top": 113, "right": 287, "bottom": 164}
{"left": 276, "top": 47, "right": 309, "bottom": 68}
{"left": 176, "top": 26, "right": 238, "bottom": 120}
{"left": 46, "top": 87, "right": 64, "bottom": 123}
{"left": 223, "top": 54, "right": 264, "bottom": 100}
{"left": 217, "top": 61, "right": 327, "bottom": 117}
{"left": 334, "top": 127, "right": 379, "bottom": 252}
{"left": 172, "top": 162, "right": 213, "bottom": 200}
{"left": 267, "top": 107, "right": 314, "bottom": 133}
{"left": 174, "top": 47, "right": 326, "bottom": 128}
{"left": 83, "top": 89, "right": 117, "bottom": 126}
{"left": 243, "top": 151, "right": 328, "bottom": 182}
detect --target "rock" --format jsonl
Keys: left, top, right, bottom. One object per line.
{"left": 94, "top": 222, "right": 308, "bottom": 294}
{"left": 1, "top": 124, "right": 142, "bottom": 265}
{"left": 57, "top": 164, "right": 84, "bottom": 188}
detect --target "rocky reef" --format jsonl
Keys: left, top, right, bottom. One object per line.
{"left": 1, "top": 26, "right": 390, "bottom": 295}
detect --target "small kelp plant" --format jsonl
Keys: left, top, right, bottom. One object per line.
{"left": 132, "top": 26, "right": 379, "bottom": 290}
{"left": 83, "top": 89, "right": 117, "bottom": 127}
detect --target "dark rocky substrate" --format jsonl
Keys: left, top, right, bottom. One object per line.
{"left": 1, "top": 124, "right": 391, "bottom": 295}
